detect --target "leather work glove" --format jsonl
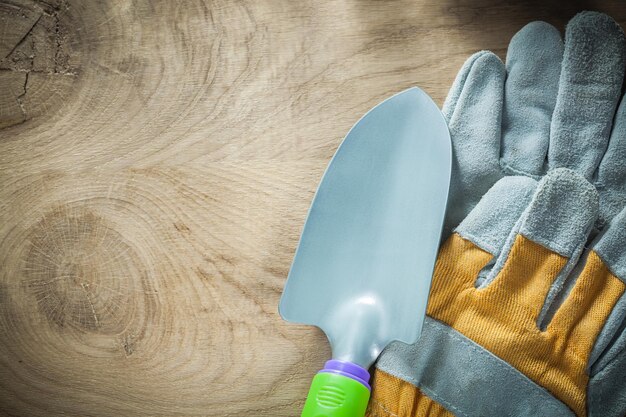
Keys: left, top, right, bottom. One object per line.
{"left": 366, "top": 12, "right": 626, "bottom": 417}
{"left": 442, "top": 11, "right": 626, "bottom": 236}
{"left": 367, "top": 169, "right": 626, "bottom": 417}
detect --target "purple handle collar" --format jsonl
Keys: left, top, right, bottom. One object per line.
{"left": 319, "top": 359, "right": 371, "bottom": 390}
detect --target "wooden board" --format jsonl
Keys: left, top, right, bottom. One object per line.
{"left": 1, "top": 1, "right": 626, "bottom": 415}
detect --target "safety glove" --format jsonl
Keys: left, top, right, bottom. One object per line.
{"left": 443, "top": 11, "right": 626, "bottom": 236}
{"left": 367, "top": 169, "right": 626, "bottom": 417}
{"left": 366, "top": 11, "right": 626, "bottom": 417}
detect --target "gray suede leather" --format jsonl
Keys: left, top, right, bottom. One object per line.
{"left": 597, "top": 98, "right": 626, "bottom": 228}
{"left": 501, "top": 22, "right": 563, "bottom": 177}
{"left": 456, "top": 176, "right": 537, "bottom": 255}
{"left": 468, "top": 169, "right": 597, "bottom": 291}
{"left": 519, "top": 168, "right": 598, "bottom": 257}
{"left": 442, "top": 20, "right": 565, "bottom": 236}
{"left": 445, "top": 11, "right": 626, "bottom": 234}
{"left": 377, "top": 318, "right": 574, "bottom": 417}
{"left": 549, "top": 12, "right": 626, "bottom": 179}
{"left": 455, "top": 175, "right": 536, "bottom": 288}
{"left": 589, "top": 346, "right": 626, "bottom": 417}
{"left": 594, "top": 205, "right": 626, "bottom": 282}
{"left": 442, "top": 51, "right": 505, "bottom": 236}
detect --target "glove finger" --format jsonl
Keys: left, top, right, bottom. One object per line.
{"left": 596, "top": 97, "right": 626, "bottom": 227}
{"left": 455, "top": 176, "right": 536, "bottom": 257}
{"left": 454, "top": 175, "right": 537, "bottom": 288}
{"left": 443, "top": 51, "right": 506, "bottom": 234}
{"left": 549, "top": 12, "right": 626, "bottom": 178}
{"left": 518, "top": 168, "right": 597, "bottom": 257}
{"left": 442, "top": 50, "right": 494, "bottom": 120}
{"left": 501, "top": 21, "right": 563, "bottom": 177}
{"left": 484, "top": 168, "right": 598, "bottom": 297}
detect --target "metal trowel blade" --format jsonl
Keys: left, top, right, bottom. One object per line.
{"left": 280, "top": 87, "right": 451, "bottom": 368}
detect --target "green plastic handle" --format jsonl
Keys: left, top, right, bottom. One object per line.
{"left": 301, "top": 371, "right": 370, "bottom": 417}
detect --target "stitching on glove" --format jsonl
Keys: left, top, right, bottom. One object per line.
{"left": 499, "top": 159, "right": 543, "bottom": 180}
{"left": 418, "top": 384, "right": 467, "bottom": 417}
{"left": 519, "top": 231, "right": 574, "bottom": 258}
{"left": 455, "top": 230, "right": 498, "bottom": 256}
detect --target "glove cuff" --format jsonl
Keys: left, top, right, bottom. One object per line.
{"left": 372, "top": 317, "right": 574, "bottom": 417}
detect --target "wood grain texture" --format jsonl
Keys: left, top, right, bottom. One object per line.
{"left": 1, "top": 1, "right": 626, "bottom": 415}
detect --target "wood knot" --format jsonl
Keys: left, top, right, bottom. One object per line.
{"left": 0, "top": 0, "right": 80, "bottom": 129}
{"left": 22, "top": 205, "right": 146, "bottom": 334}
